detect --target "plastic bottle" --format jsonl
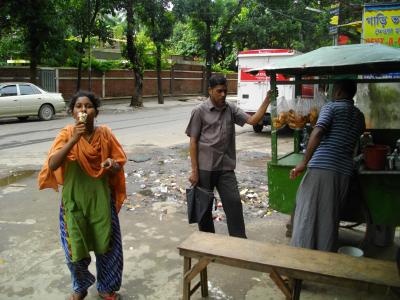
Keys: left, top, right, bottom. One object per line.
{"left": 393, "top": 149, "right": 400, "bottom": 170}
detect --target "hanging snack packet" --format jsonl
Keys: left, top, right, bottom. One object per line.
{"left": 272, "top": 96, "right": 289, "bottom": 129}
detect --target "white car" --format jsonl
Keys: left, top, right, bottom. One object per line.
{"left": 0, "top": 82, "right": 66, "bottom": 121}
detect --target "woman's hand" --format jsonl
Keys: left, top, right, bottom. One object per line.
{"left": 101, "top": 158, "right": 121, "bottom": 172}
{"left": 70, "top": 122, "right": 86, "bottom": 144}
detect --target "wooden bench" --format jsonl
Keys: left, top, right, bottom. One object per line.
{"left": 178, "top": 231, "right": 400, "bottom": 300}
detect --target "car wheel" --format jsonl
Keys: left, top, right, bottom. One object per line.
{"left": 38, "top": 104, "right": 54, "bottom": 121}
{"left": 17, "top": 116, "right": 29, "bottom": 121}
{"left": 253, "top": 124, "right": 263, "bottom": 133}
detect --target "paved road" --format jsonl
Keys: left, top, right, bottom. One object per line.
{"left": 0, "top": 98, "right": 197, "bottom": 174}
{"left": 0, "top": 96, "right": 287, "bottom": 179}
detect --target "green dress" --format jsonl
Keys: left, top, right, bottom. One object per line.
{"left": 62, "top": 161, "right": 111, "bottom": 262}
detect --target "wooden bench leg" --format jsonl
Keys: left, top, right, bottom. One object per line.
{"left": 200, "top": 268, "right": 208, "bottom": 297}
{"left": 183, "top": 257, "right": 191, "bottom": 300}
{"left": 269, "top": 269, "right": 292, "bottom": 300}
{"left": 183, "top": 257, "right": 211, "bottom": 299}
{"left": 292, "top": 279, "right": 302, "bottom": 300}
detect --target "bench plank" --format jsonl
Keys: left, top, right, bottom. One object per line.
{"left": 178, "top": 232, "right": 400, "bottom": 289}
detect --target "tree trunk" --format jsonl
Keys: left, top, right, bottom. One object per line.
{"left": 156, "top": 44, "right": 164, "bottom": 104}
{"left": 132, "top": 71, "right": 143, "bottom": 107}
{"left": 77, "top": 58, "right": 82, "bottom": 91}
{"left": 76, "top": 38, "right": 86, "bottom": 91}
{"left": 204, "top": 20, "right": 212, "bottom": 96}
{"left": 126, "top": 0, "right": 143, "bottom": 107}
{"left": 29, "top": 55, "right": 38, "bottom": 84}
{"left": 28, "top": 28, "right": 39, "bottom": 84}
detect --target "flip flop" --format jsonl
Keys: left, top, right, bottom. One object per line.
{"left": 98, "top": 292, "right": 120, "bottom": 300}
{"left": 69, "top": 290, "right": 88, "bottom": 300}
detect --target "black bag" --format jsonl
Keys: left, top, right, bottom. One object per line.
{"left": 186, "top": 186, "right": 214, "bottom": 224}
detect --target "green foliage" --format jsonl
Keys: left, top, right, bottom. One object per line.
{"left": 0, "top": 29, "right": 26, "bottom": 64}
{"left": 1, "top": 0, "right": 364, "bottom": 74}
{"left": 0, "top": 0, "right": 68, "bottom": 69}
{"left": 211, "top": 63, "right": 235, "bottom": 74}
{"left": 66, "top": 56, "right": 126, "bottom": 72}
{"left": 170, "top": 22, "right": 204, "bottom": 57}
{"left": 84, "top": 58, "right": 123, "bottom": 72}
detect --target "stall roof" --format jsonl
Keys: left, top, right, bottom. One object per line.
{"left": 248, "top": 43, "right": 400, "bottom": 76}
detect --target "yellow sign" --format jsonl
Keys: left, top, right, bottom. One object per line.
{"left": 363, "top": 4, "right": 400, "bottom": 47}
{"left": 330, "top": 15, "right": 339, "bottom": 26}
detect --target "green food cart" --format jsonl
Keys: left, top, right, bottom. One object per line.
{"left": 249, "top": 43, "right": 400, "bottom": 235}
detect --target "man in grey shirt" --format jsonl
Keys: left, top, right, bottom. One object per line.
{"left": 185, "top": 75, "right": 273, "bottom": 238}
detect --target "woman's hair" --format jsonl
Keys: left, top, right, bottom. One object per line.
{"left": 68, "top": 90, "right": 101, "bottom": 116}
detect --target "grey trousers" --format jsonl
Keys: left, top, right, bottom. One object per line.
{"left": 197, "top": 170, "right": 247, "bottom": 238}
{"left": 291, "top": 168, "right": 350, "bottom": 252}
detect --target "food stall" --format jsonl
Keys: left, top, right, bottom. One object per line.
{"left": 249, "top": 43, "right": 400, "bottom": 236}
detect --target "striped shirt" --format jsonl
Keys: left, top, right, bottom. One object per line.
{"left": 308, "top": 99, "right": 365, "bottom": 176}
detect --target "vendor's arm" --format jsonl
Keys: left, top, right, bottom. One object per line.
{"left": 188, "top": 136, "right": 199, "bottom": 186}
{"left": 48, "top": 123, "right": 85, "bottom": 170}
{"left": 246, "top": 89, "right": 274, "bottom": 125}
{"left": 290, "top": 126, "right": 324, "bottom": 179}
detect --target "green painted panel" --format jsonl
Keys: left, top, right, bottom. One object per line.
{"left": 267, "top": 153, "right": 304, "bottom": 214}
{"left": 359, "top": 173, "right": 400, "bottom": 226}
{"left": 276, "top": 153, "right": 304, "bottom": 166}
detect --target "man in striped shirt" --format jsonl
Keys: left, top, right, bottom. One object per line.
{"left": 289, "top": 79, "right": 365, "bottom": 251}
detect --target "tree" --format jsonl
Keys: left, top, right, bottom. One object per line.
{"left": 64, "top": 0, "right": 114, "bottom": 91}
{"left": 0, "top": 0, "right": 65, "bottom": 83}
{"left": 142, "top": 0, "right": 174, "bottom": 104}
{"left": 122, "top": 0, "right": 145, "bottom": 107}
{"left": 172, "top": 0, "right": 244, "bottom": 91}
{"left": 228, "top": 0, "right": 331, "bottom": 53}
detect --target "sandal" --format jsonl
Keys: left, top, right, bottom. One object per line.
{"left": 98, "top": 292, "right": 120, "bottom": 300}
{"left": 69, "top": 290, "right": 88, "bottom": 300}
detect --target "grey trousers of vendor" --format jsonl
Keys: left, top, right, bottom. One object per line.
{"left": 291, "top": 168, "right": 350, "bottom": 252}
{"left": 198, "top": 170, "right": 247, "bottom": 238}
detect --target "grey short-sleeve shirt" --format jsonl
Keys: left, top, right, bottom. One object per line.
{"left": 185, "top": 98, "right": 249, "bottom": 171}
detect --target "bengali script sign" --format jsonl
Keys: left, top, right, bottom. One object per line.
{"left": 363, "top": 3, "right": 400, "bottom": 47}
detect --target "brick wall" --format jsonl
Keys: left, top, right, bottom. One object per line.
{"left": 0, "top": 66, "right": 238, "bottom": 101}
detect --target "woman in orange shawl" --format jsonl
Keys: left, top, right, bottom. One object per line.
{"left": 38, "top": 91, "right": 126, "bottom": 300}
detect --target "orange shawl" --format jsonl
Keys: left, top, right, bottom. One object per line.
{"left": 38, "top": 125, "right": 127, "bottom": 213}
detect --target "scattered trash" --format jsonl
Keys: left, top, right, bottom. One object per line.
{"left": 246, "top": 192, "right": 258, "bottom": 199}
{"left": 121, "top": 146, "right": 270, "bottom": 221}
{"left": 160, "top": 185, "right": 168, "bottom": 193}
{"left": 213, "top": 214, "right": 224, "bottom": 222}
{"left": 8, "top": 183, "right": 27, "bottom": 187}
{"left": 159, "top": 208, "right": 168, "bottom": 221}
